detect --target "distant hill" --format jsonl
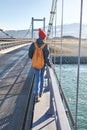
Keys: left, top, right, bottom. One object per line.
{"left": 0, "top": 23, "right": 87, "bottom": 39}
{"left": 0, "top": 30, "right": 31, "bottom": 38}
{"left": 62, "top": 36, "right": 78, "bottom": 39}
{"left": 51, "top": 23, "right": 87, "bottom": 39}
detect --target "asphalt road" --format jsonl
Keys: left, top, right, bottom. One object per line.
{"left": 0, "top": 44, "right": 34, "bottom": 130}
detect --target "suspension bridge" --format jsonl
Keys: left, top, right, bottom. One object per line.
{"left": 0, "top": 0, "right": 86, "bottom": 130}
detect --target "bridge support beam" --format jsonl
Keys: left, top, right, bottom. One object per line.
{"left": 31, "top": 17, "right": 45, "bottom": 39}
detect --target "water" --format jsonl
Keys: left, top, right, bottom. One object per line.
{"left": 55, "top": 64, "right": 87, "bottom": 130}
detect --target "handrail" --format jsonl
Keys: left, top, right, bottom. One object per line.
{"left": 48, "top": 67, "right": 71, "bottom": 130}
{"left": 0, "top": 39, "right": 31, "bottom": 51}
{"left": 52, "top": 68, "right": 77, "bottom": 130}
{"left": 58, "top": 80, "right": 77, "bottom": 130}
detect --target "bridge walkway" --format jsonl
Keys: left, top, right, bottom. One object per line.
{"left": 32, "top": 70, "right": 57, "bottom": 130}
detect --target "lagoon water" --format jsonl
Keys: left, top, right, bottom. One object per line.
{"left": 55, "top": 64, "right": 87, "bottom": 130}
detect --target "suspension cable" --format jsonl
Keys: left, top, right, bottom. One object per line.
{"left": 59, "top": 0, "right": 64, "bottom": 84}
{"left": 53, "top": 1, "right": 57, "bottom": 64}
{"left": 55, "top": 4, "right": 57, "bottom": 38}
{"left": 0, "top": 29, "right": 14, "bottom": 38}
{"left": 75, "top": 0, "right": 83, "bottom": 129}
{"left": 47, "top": 0, "right": 58, "bottom": 37}
{"left": 23, "top": 21, "right": 32, "bottom": 38}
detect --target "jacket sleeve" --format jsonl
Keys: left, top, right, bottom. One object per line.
{"left": 43, "top": 44, "right": 52, "bottom": 67}
{"left": 28, "top": 43, "right": 35, "bottom": 59}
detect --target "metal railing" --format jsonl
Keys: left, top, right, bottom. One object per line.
{"left": 48, "top": 67, "right": 77, "bottom": 130}
{"left": 0, "top": 39, "right": 32, "bottom": 51}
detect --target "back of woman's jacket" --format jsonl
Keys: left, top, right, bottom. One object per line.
{"left": 28, "top": 38, "right": 51, "bottom": 67}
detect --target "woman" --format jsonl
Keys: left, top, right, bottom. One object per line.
{"left": 28, "top": 28, "right": 53, "bottom": 102}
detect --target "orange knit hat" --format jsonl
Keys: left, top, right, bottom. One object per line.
{"left": 38, "top": 28, "right": 46, "bottom": 39}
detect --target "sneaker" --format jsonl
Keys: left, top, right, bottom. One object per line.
{"left": 35, "top": 96, "right": 40, "bottom": 103}
{"left": 39, "top": 93, "right": 42, "bottom": 97}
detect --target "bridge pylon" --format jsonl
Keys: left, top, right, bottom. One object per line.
{"left": 31, "top": 17, "right": 45, "bottom": 39}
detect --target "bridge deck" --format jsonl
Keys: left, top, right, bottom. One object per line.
{"left": 0, "top": 45, "right": 71, "bottom": 130}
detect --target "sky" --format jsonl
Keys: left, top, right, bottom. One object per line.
{"left": 0, "top": 0, "right": 87, "bottom": 30}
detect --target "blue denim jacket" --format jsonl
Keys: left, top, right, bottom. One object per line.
{"left": 28, "top": 38, "right": 52, "bottom": 67}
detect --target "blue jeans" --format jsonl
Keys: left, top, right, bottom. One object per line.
{"left": 33, "top": 66, "right": 45, "bottom": 96}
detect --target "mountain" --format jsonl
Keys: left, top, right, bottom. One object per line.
{"left": 0, "top": 23, "right": 87, "bottom": 39}
{"left": 0, "top": 30, "right": 31, "bottom": 38}
{"left": 51, "top": 23, "right": 87, "bottom": 39}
